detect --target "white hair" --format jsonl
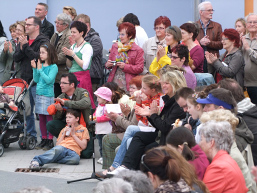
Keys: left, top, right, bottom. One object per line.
{"left": 56, "top": 13, "right": 72, "bottom": 26}
{"left": 245, "top": 13, "right": 257, "bottom": 22}
{"left": 93, "top": 178, "right": 134, "bottom": 193}
{"left": 198, "top": 1, "right": 212, "bottom": 12}
{"left": 198, "top": 120, "right": 234, "bottom": 153}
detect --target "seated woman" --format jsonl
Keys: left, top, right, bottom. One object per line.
{"left": 141, "top": 146, "right": 209, "bottom": 193}
{"left": 205, "top": 29, "right": 244, "bottom": 88}
{"left": 106, "top": 22, "right": 144, "bottom": 94}
{"left": 62, "top": 21, "right": 95, "bottom": 108}
{"left": 180, "top": 23, "right": 204, "bottom": 73}
{"left": 199, "top": 120, "right": 248, "bottom": 193}
{"left": 149, "top": 26, "right": 181, "bottom": 76}
{"left": 101, "top": 76, "right": 142, "bottom": 169}
{"left": 166, "top": 127, "right": 209, "bottom": 180}
{"left": 170, "top": 44, "right": 196, "bottom": 89}
{"left": 108, "top": 67, "right": 186, "bottom": 174}
{"left": 97, "top": 75, "right": 163, "bottom": 177}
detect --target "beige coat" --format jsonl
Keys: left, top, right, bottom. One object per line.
{"left": 50, "top": 28, "right": 71, "bottom": 83}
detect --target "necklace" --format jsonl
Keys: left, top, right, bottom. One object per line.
{"left": 76, "top": 39, "right": 84, "bottom": 48}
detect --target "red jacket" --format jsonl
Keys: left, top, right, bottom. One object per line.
{"left": 107, "top": 42, "right": 144, "bottom": 91}
{"left": 203, "top": 150, "right": 248, "bottom": 193}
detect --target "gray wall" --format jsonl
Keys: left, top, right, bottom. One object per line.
{"left": 0, "top": 0, "right": 244, "bottom": 50}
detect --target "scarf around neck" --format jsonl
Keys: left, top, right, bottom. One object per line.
{"left": 116, "top": 39, "right": 135, "bottom": 64}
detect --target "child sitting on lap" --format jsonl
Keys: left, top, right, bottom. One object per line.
{"left": 29, "top": 109, "right": 90, "bottom": 170}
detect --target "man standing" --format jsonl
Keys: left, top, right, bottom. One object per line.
{"left": 50, "top": 13, "right": 72, "bottom": 97}
{"left": 74, "top": 14, "right": 103, "bottom": 99}
{"left": 241, "top": 13, "right": 257, "bottom": 105}
{"left": 35, "top": 2, "right": 54, "bottom": 40}
{"left": 196, "top": 1, "right": 223, "bottom": 74}
{"left": 13, "top": 16, "right": 49, "bottom": 141}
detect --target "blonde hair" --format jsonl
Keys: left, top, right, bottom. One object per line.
{"left": 158, "top": 65, "right": 187, "bottom": 95}
{"left": 200, "top": 109, "right": 239, "bottom": 132}
{"left": 235, "top": 18, "right": 247, "bottom": 35}
{"left": 63, "top": 6, "right": 77, "bottom": 20}
{"left": 142, "top": 74, "right": 162, "bottom": 93}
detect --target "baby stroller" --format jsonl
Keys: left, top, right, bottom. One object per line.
{"left": 0, "top": 78, "right": 36, "bottom": 157}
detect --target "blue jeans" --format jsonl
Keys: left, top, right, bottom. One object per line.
{"left": 33, "top": 145, "right": 80, "bottom": 166}
{"left": 194, "top": 73, "right": 215, "bottom": 86}
{"left": 96, "top": 134, "right": 105, "bottom": 157}
{"left": 112, "top": 125, "right": 140, "bottom": 168}
{"left": 26, "top": 85, "right": 37, "bottom": 139}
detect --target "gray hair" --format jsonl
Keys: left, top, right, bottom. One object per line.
{"left": 92, "top": 178, "right": 134, "bottom": 193}
{"left": 15, "top": 186, "right": 52, "bottom": 193}
{"left": 114, "top": 170, "right": 154, "bottom": 193}
{"left": 198, "top": 1, "right": 212, "bottom": 12}
{"left": 245, "top": 13, "right": 257, "bottom": 22}
{"left": 56, "top": 13, "right": 72, "bottom": 26}
{"left": 198, "top": 120, "right": 234, "bottom": 153}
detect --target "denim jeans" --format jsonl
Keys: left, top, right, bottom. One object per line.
{"left": 33, "top": 145, "right": 80, "bottom": 166}
{"left": 26, "top": 85, "right": 37, "bottom": 139}
{"left": 96, "top": 134, "right": 105, "bottom": 157}
{"left": 194, "top": 73, "right": 215, "bottom": 86}
{"left": 112, "top": 125, "right": 140, "bottom": 168}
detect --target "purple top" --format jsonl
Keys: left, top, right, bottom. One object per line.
{"left": 190, "top": 45, "right": 204, "bottom": 73}
{"left": 189, "top": 144, "right": 210, "bottom": 180}
{"left": 183, "top": 65, "right": 197, "bottom": 89}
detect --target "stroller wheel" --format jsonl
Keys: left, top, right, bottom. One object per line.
{"left": 26, "top": 136, "right": 36, "bottom": 150}
{"left": 18, "top": 136, "right": 27, "bottom": 149}
{"left": 3, "top": 143, "right": 10, "bottom": 148}
{"left": 0, "top": 144, "right": 4, "bottom": 157}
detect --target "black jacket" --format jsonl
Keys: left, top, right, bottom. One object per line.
{"left": 41, "top": 18, "right": 54, "bottom": 40}
{"left": 84, "top": 28, "right": 103, "bottom": 82}
{"left": 148, "top": 95, "right": 186, "bottom": 145}
{"left": 13, "top": 34, "right": 49, "bottom": 83}
{"left": 238, "top": 106, "right": 257, "bottom": 165}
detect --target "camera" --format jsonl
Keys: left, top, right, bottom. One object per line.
{"left": 111, "top": 61, "right": 116, "bottom": 66}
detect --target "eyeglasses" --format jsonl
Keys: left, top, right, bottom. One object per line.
{"left": 221, "top": 38, "right": 229, "bottom": 41}
{"left": 247, "top": 21, "right": 257, "bottom": 25}
{"left": 25, "top": 23, "right": 36, "bottom": 27}
{"left": 202, "top": 9, "right": 214, "bottom": 12}
{"left": 141, "top": 154, "right": 151, "bottom": 172}
{"left": 119, "top": 33, "right": 126, "bottom": 37}
{"left": 154, "top": 27, "right": 165, "bottom": 31}
{"left": 170, "top": 55, "right": 180, "bottom": 59}
{"left": 59, "top": 82, "right": 70, "bottom": 85}
{"left": 55, "top": 21, "right": 66, "bottom": 26}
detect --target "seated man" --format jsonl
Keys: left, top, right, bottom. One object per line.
{"left": 29, "top": 109, "right": 89, "bottom": 170}
{"left": 46, "top": 73, "right": 93, "bottom": 158}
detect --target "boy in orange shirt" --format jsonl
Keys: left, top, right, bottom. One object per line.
{"left": 29, "top": 109, "right": 90, "bottom": 170}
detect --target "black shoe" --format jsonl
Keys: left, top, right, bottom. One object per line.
{"left": 35, "top": 139, "right": 47, "bottom": 150}
{"left": 36, "top": 113, "right": 40, "bottom": 120}
{"left": 43, "top": 139, "right": 54, "bottom": 151}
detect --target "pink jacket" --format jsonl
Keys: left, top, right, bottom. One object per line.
{"left": 107, "top": 43, "right": 144, "bottom": 91}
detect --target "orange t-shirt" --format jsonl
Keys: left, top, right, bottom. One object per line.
{"left": 57, "top": 125, "right": 90, "bottom": 156}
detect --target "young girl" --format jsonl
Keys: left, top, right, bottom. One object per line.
{"left": 93, "top": 87, "right": 113, "bottom": 165}
{"left": 186, "top": 93, "right": 204, "bottom": 142}
{"left": 31, "top": 43, "right": 58, "bottom": 150}
{"left": 103, "top": 75, "right": 163, "bottom": 176}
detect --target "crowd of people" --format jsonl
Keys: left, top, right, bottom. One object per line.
{"left": 1, "top": 1, "right": 257, "bottom": 192}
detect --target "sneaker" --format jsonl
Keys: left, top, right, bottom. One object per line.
{"left": 35, "top": 139, "right": 47, "bottom": 150}
{"left": 97, "top": 157, "right": 103, "bottom": 165}
{"left": 29, "top": 160, "right": 40, "bottom": 171}
{"left": 43, "top": 139, "right": 54, "bottom": 151}
{"left": 106, "top": 166, "right": 127, "bottom": 178}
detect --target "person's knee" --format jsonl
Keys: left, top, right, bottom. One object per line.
{"left": 66, "top": 155, "right": 80, "bottom": 165}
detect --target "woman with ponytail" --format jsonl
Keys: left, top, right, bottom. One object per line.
{"left": 141, "top": 146, "right": 209, "bottom": 193}
{"left": 166, "top": 127, "right": 209, "bottom": 180}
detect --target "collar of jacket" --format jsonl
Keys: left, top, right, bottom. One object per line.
{"left": 162, "top": 94, "right": 175, "bottom": 105}
{"left": 224, "top": 47, "right": 239, "bottom": 56}
{"left": 64, "top": 87, "right": 80, "bottom": 100}
{"left": 198, "top": 20, "right": 214, "bottom": 29}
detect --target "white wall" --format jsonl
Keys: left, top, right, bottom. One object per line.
{"left": 0, "top": 0, "right": 244, "bottom": 50}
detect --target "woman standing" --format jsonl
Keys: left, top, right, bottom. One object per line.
{"left": 0, "top": 21, "right": 7, "bottom": 84}
{"left": 62, "top": 21, "right": 95, "bottom": 108}
{"left": 149, "top": 25, "right": 181, "bottom": 76}
{"left": 180, "top": 23, "right": 204, "bottom": 73}
{"left": 205, "top": 29, "right": 244, "bottom": 88}
{"left": 106, "top": 22, "right": 144, "bottom": 94}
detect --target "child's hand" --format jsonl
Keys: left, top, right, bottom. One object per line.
{"left": 37, "top": 60, "right": 42, "bottom": 70}
{"left": 9, "top": 101, "right": 16, "bottom": 107}
{"left": 70, "top": 124, "right": 76, "bottom": 136}
{"left": 31, "top": 60, "right": 36, "bottom": 69}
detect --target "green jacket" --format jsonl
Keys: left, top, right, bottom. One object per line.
{"left": 53, "top": 87, "right": 92, "bottom": 129}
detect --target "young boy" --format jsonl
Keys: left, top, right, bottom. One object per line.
{"left": 29, "top": 109, "right": 90, "bottom": 170}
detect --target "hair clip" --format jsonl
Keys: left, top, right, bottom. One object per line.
{"left": 192, "top": 93, "right": 198, "bottom": 99}
{"left": 183, "top": 142, "right": 188, "bottom": 145}
{"left": 43, "top": 44, "right": 48, "bottom": 48}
